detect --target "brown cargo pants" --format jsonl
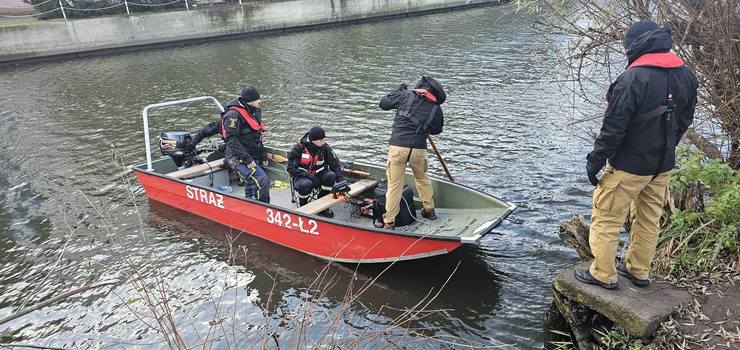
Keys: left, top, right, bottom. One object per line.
{"left": 589, "top": 164, "right": 672, "bottom": 284}
{"left": 383, "top": 145, "right": 434, "bottom": 224}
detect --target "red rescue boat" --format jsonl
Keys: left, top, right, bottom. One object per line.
{"left": 133, "top": 96, "right": 516, "bottom": 263}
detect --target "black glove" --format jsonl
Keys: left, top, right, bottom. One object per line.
{"left": 397, "top": 83, "right": 408, "bottom": 91}
{"left": 586, "top": 155, "right": 605, "bottom": 186}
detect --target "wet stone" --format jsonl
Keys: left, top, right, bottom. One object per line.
{"left": 553, "top": 261, "right": 692, "bottom": 339}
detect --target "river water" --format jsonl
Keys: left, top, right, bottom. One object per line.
{"left": 0, "top": 5, "right": 600, "bottom": 349}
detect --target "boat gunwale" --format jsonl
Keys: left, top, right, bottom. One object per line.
{"left": 132, "top": 158, "right": 516, "bottom": 244}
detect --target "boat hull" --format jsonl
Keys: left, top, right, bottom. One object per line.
{"left": 135, "top": 171, "right": 463, "bottom": 263}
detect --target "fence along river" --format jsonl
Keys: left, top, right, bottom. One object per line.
{"left": 0, "top": 5, "right": 595, "bottom": 348}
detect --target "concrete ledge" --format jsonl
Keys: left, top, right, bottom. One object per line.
{"left": 0, "top": 0, "right": 507, "bottom": 67}
{"left": 553, "top": 261, "right": 692, "bottom": 339}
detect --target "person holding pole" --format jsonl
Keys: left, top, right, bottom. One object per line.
{"left": 379, "top": 76, "right": 446, "bottom": 229}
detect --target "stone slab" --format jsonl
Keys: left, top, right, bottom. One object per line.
{"left": 553, "top": 261, "right": 692, "bottom": 339}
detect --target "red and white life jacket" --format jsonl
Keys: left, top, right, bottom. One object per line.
{"left": 299, "top": 146, "right": 325, "bottom": 174}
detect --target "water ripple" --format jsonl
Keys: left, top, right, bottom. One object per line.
{"left": 0, "top": 5, "right": 599, "bottom": 349}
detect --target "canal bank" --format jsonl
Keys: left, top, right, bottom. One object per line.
{"left": 0, "top": 0, "right": 507, "bottom": 66}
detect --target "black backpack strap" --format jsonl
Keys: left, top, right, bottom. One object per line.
{"left": 417, "top": 104, "right": 439, "bottom": 134}
{"left": 633, "top": 105, "right": 668, "bottom": 123}
{"left": 652, "top": 69, "right": 675, "bottom": 180}
{"left": 399, "top": 91, "right": 438, "bottom": 134}
{"left": 398, "top": 92, "right": 421, "bottom": 118}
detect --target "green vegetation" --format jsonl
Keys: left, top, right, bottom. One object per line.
{"left": 594, "top": 327, "right": 643, "bottom": 350}
{"left": 654, "top": 147, "right": 740, "bottom": 283}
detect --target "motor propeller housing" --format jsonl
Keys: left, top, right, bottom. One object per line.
{"left": 158, "top": 131, "right": 195, "bottom": 167}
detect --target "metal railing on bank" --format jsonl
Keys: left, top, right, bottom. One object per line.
{"left": 0, "top": 0, "right": 240, "bottom": 21}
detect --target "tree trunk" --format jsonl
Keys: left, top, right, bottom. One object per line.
{"left": 729, "top": 137, "right": 740, "bottom": 170}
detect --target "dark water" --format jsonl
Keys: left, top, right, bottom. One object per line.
{"left": 0, "top": 5, "right": 598, "bottom": 349}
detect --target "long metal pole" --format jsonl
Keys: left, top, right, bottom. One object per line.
{"left": 184, "top": 0, "right": 189, "bottom": 11}
{"left": 124, "top": 0, "right": 130, "bottom": 16}
{"left": 427, "top": 136, "right": 454, "bottom": 182}
{"left": 58, "top": 0, "right": 67, "bottom": 21}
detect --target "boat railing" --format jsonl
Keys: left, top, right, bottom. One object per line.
{"left": 141, "top": 96, "right": 225, "bottom": 171}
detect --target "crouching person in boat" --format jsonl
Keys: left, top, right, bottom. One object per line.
{"left": 379, "top": 76, "right": 445, "bottom": 229}
{"left": 221, "top": 85, "right": 271, "bottom": 203}
{"left": 287, "top": 126, "right": 344, "bottom": 218}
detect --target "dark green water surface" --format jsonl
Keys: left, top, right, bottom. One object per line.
{"left": 0, "top": 5, "right": 596, "bottom": 348}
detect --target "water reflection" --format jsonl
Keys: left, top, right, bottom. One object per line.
{"left": 0, "top": 4, "right": 596, "bottom": 348}
{"left": 148, "top": 200, "right": 503, "bottom": 343}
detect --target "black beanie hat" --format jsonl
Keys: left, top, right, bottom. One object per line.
{"left": 623, "top": 20, "right": 660, "bottom": 50}
{"left": 307, "top": 126, "right": 326, "bottom": 141}
{"left": 240, "top": 85, "right": 261, "bottom": 103}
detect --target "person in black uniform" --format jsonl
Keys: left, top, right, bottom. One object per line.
{"left": 575, "top": 20, "right": 699, "bottom": 290}
{"left": 221, "top": 85, "right": 270, "bottom": 203}
{"left": 378, "top": 76, "right": 445, "bottom": 229}
{"left": 287, "top": 126, "right": 344, "bottom": 217}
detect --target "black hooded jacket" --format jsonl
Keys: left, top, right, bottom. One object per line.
{"left": 287, "top": 134, "right": 344, "bottom": 180}
{"left": 221, "top": 98, "right": 268, "bottom": 165}
{"left": 379, "top": 76, "right": 445, "bottom": 149}
{"left": 588, "top": 28, "right": 698, "bottom": 175}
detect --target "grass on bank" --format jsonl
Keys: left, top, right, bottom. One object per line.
{"left": 653, "top": 147, "right": 740, "bottom": 286}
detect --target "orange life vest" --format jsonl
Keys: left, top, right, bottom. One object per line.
{"left": 627, "top": 52, "right": 684, "bottom": 69}
{"left": 220, "top": 105, "right": 267, "bottom": 139}
{"left": 412, "top": 88, "right": 437, "bottom": 103}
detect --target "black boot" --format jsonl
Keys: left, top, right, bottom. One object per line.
{"left": 298, "top": 197, "right": 309, "bottom": 207}
{"left": 421, "top": 208, "right": 438, "bottom": 220}
{"left": 616, "top": 260, "right": 650, "bottom": 287}
{"left": 574, "top": 269, "right": 619, "bottom": 290}
{"left": 319, "top": 209, "right": 334, "bottom": 218}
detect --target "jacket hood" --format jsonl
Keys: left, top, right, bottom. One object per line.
{"left": 414, "top": 76, "right": 446, "bottom": 104}
{"left": 223, "top": 97, "right": 243, "bottom": 108}
{"left": 625, "top": 27, "right": 673, "bottom": 64}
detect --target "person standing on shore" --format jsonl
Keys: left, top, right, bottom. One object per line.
{"left": 575, "top": 21, "right": 698, "bottom": 289}
{"left": 378, "top": 76, "right": 445, "bottom": 229}
{"left": 221, "top": 85, "right": 271, "bottom": 203}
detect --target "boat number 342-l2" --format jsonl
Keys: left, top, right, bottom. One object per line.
{"left": 265, "top": 208, "right": 319, "bottom": 235}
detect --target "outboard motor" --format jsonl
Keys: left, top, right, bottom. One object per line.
{"left": 158, "top": 131, "right": 194, "bottom": 167}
